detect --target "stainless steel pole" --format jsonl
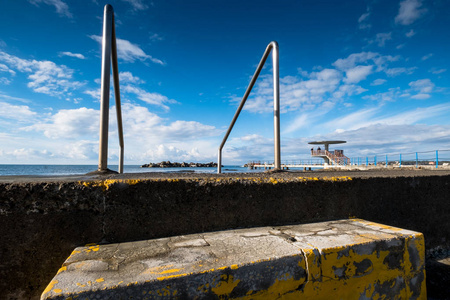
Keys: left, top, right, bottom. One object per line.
{"left": 271, "top": 41, "right": 281, "bottom": 170}
{"left": 217, "top": 149, "right": 222, "bottom": 173}
{"left": 110, "top": 12, "right": 124, "bottom": 174}
{"left": 98, "top": 4, "right": 113, "bottom": 172}
{"left": 217, "top": 41, "right": 279, "bottom": 173}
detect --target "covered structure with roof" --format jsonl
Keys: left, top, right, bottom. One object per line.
{"left": 309, "top": 140, "right": 350, "bottom": 166}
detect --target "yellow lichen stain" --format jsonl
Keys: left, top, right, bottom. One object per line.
{"left": 211, "top": 274, "right": 240, "bottom": 296}
{"left": 42, "top": 280, "right": 58, "bottom": 296}
{"left": 78, "top": 176, "right": 354, "bottom": 192}
{"left": 82, "top": 244, "right": 100, "bottom": 253}
{"left": 80, "top": 179, "right": 144, "bottom": 191}
{"left": 66, "top": 249, "right": 81, "bottom": 261}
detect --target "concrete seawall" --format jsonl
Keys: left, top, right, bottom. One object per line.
{"left": 1, "top": 170, "right": 449, "bottom": 299}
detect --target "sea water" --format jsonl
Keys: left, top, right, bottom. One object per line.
{"left": 0, "top": 164, "right": 263, "bottom": 176}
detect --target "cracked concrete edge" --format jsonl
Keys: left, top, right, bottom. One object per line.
{"left": 41, "top": 219, "right": 426, "bottom": 300}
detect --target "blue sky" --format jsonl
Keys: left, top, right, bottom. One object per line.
{"left": 0, "top": 0, "right": 449, "bottom": 165}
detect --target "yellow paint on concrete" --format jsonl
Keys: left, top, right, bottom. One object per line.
{"left": 158, "top": 268, "right": 183, "bottom": 275}
{"left": 211, "top": 274, "right": 240, "bottom": 296}
{"left": 95, "top": 278, "right": 104, "bottom": 283}
{"left": 42, "top": 219, "right": 425, "bottom": 299}
{"left": 56, "top": 266, "right": 67, "bottom": 274}
{"left": 156, "top": 273, "right": 187, "bottom": 281}
{"left": 352, "top": 218, "right": 404, "bottom": 232}
{"left": 53, "top": 289, "right": 62, "bottom": 293}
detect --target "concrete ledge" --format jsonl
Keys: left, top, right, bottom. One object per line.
{"left": 41, "top": 219, "right": 426, "bottom": 299}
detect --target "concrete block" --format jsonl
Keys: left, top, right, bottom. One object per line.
{"left": 41, "top": 219, "right": 426, "bottom": 299}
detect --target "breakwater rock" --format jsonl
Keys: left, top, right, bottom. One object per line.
{"left": 141, "top": 161, "right": 218, "bottom": 168}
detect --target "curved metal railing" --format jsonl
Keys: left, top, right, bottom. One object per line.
{"left": 97, "top": 4, "right": 124, "bottom": 174}
{"left": 217, "top": 41, "right": 280, "bottom": 173}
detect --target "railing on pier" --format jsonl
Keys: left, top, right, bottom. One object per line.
{"left": 217, "top": 41, "right": 281, "bottom": 174}
{"left": 246, "top": 149, "right": 450, "bottom": 170}
{"left": 350, "top": 149, "right": 450, "bottom": 169}
{"left": 97, "top": 4, "right": 124, "bottom": 174}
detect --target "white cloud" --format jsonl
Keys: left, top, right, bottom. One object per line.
{"left": 0, "top": 77, "right": 11, "bottom": 85}
{"left": 59, "top": 52, "right": 85, "bottom": 59}
{"left": 358, "top": 10, "right": 371, "bottom": 30}
{"left": 149, "top": 33, "right": 163, "bottom": 42}
{"left": 121, "top": 0, "right": 149, "bottom": 11}
{"left": 358, "top": 12, "right": 370, "bottom": 23}
{"left": 28, "top": 0, "right": 72, "bottom": 18}
{"left": 421, "top": 53, "right": 433, "bottom": 61}
{"left": 374, "top": 32, "right": 392, "bottom": 47}
{"left": 333, "top": 52, "right": 399, "bottom": 72}
{"left": 0, "top": 93, "right": 31, "bottom": 104}
{"left": 371, "top": 79, "right": 387, "bottom": 86}
{"left": 395, "top": 0, "right": 427, "bottom": 25}
{"left": 17, "top": 102, "right": 220, "bottom": 163}
{"left": 119, "top": 71, "right": 144, "bottom": 84}
{"left": 0, "top": 51, "right": 85, "bottom": 97}
{"left": 405, "top": 29, "right": 416, "bottom": 37}
{"left": 363, "top": 88, "right": 402, "bottom": 102}
{"left": 122, "top": 85, "right": 177, "bottom": 110}
{"left": 64, "top": 140, "right": 98, "bottom": 160}
{"left": 430, "top": 68, "right": 446, "bottom": 74}
{"left": 85, "top": 70, "right": 174, "bottom": 109}
{"left": 0, "top": 102, "right": 36, "bottom": 122}
{"left": 142, "top": 145, "right": 206, "bottom": 163}
{"left": 89, "top": 35, "right": 164, "bottom": 65}
{"left": 344, "top": 65, "right": 373, "bottom": 83}
{"left": 243, "top": 69, "right": 343, "bottom": 113}
{"left": 385, "top": 67, "right": 416, "bottom": 77}
{"left": 84, "top": 89, "right": 101, "bottom": 100}
{"left": 25, "top": 107, "right": 99, "bottom": 138}
{"left": 0, "top": 63, "right": 16, "bottom": 76}
{"left": 323, "top": 103, "right": 450, "bottom": 133}
{"left": 9, "top": 148, "right": 55, "bottom": 160}
{"left": 27, "top": 60, "right": 84, "bottom": 96}
{"left": 309, "top": 123, "right": 450, "bottom": 158}
{"left": 409, "top": 78, "right": 434, "bottom": 99}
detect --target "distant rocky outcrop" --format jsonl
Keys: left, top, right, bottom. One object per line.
{"left": 141, "top": 161, "right": 218, "bottom": 168}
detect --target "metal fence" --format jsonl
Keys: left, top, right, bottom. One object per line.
{"left": 349, "top": 150, "right": 450, "bottom": 168}
{"left": 248, "top": 150, "right": 450, "bottom": 169}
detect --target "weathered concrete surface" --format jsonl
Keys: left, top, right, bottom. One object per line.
{"left": 1, "top": 170, "right": 450, "bottom": 299}
{"left": 41, "top": 219, "right": 426, "bottom": 299}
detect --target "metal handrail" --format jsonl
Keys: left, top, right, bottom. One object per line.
{"left": 217, "top": 41, "right": 280, "bottom": 173}
{"left": 97, "top": 4, "right": 124, "bottom": 174}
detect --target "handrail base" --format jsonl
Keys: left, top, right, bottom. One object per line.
{"left": 86, "top": 168, "right": 118, "bottom": 175}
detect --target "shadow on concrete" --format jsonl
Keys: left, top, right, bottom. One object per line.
{"left": 426, "top": 259, "right": 450, "bottom": 300}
